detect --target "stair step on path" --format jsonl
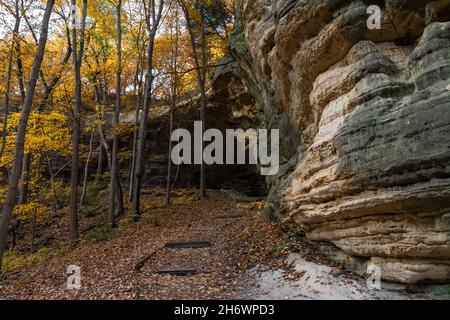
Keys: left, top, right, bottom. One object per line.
{"left": 157, "top": 269, "right": 197, "bottom": 276}
{"left": 217, "top": 213, "right": 245, "bottom": 219}
{"left": 165, "top": 241, "right": 212, "bottom": 249}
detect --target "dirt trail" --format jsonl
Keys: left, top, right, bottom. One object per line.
{"left": 0, "top": 189, "right": 424, "bottom": 300}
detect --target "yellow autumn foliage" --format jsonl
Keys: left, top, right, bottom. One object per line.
{"left": 0, "top": 111, "right": 71, "bottom": 168}
{"left": 13, "top": 202, "right": 47, "bottom": 221}
{"left": 0, "top": 111, "right": 71, "bottom": 200}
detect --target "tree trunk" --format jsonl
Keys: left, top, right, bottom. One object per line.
{"left": 98, "top": 49, "right": 123, "bottom": 214}
{"left": 0, "top": 0, "right": 55, "bottom": 272}
{"left": 69, "top": 0, "right": 88, "bottom": 243}
{"left": 30, "top": 208, "right": 37, "bottom": 253}
{"left": 15, "top": 0, "right": 25, "bottom": 103}
{"left": 47, "top": 157, "right": 61, "bottom": 211}
{"left": 129, "top": 38, "right": 144, "bottom": 203}
{"left": 132, "top": 0, "right": 164, "bottom": 217}
{"left": 179, "top": 0, "right": 207, "bottom": 199}
{"left": 15, "top": 38, "right": 26, "bottom": 103}
{"left": 199, "top": 6, "right": 207, "bottom": 199}
{"left": 80, "top": 130, "right": 95, "bottom": 209}
{"left": 18, "top": 153, "right": 31, "bottom": 205}
{"left": 11, "top": 151, "right": 29, "bottom": 254}
{"left": 97, "top": 143, "right": 104, "bottom": 179}
{"left": 99, "top": 125, "right": 112, "bottom": 169}
{"left": 109, "top": 0, "right": 123, "bottom": 227}
{"left": 99, "top": 122, "right": 124, "bottom": 218}
{"left": 0, "top": 5, "right": 21, "bottom": 157}
{"left": 166, "top": 9, "right": 179, "bottom": 207}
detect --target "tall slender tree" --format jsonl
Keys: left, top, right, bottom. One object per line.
{"left": 108, "top": 0, "right": 124, "bottom": 227}
{"left": 69, "top": 0, "right": 88, "bottom": 243}
{"left": 0, "top": 0, "right": 56, "bottom": 272}
{"left": 0, "top": 0, "right": 22, "bottom": 157}
{"left": 178, "top": 0, "right": 208, "bottom": 199}
{"left": 132, "top": 0, "right": 164, "bottom": 217}
{"left": 128, "top": 5, "right": 146, "bottom": 203}
{"left": 80, "top": 129, "right": 95, "bottom": 209}
{"left": 166, "top": 3, "right": 180, "bottom": 206}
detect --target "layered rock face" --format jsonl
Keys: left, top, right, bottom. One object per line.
{"left": 235, "top": 0, "right": 450, "bottom": 283}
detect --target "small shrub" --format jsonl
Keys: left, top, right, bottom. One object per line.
{"left": 298, "top": 250, "right": 310, "bottom": 258}
{"left": 84, "top": 181, "right": 108, "bottom": 204}
{"left": 86, "top": 226, "right": 112, "bottom": 242}
{"left": 266, "top": 242, "right": 287, "bottom": 256}
{"left": 145, "top": 214, "right": 162, "bottom": 227}
{"left": 2, "top": 247, "right": 54, "bottom": 273}
{"left": 117, "top": 214, "right": 134, "bottom": 230}
{"left": 2, "top": 250, "right": 28, "bottom": 271}
{"left": 264, "top": 208, "right": 277, "bottom": 222}
{"left": 42, "top": 181, "right": 71, "bottom": 209}
{"left": 34, "top": 237, "right": 55, "bottom": 252}
{"left": 81, "top": 205, "right": 102, "bottom": 217}
{"left": 287, "top": 228, "right": 304, "bottom": 242}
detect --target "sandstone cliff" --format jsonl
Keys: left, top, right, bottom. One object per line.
{"left": 231, "top": 0, "right": 450, "bottom": 284}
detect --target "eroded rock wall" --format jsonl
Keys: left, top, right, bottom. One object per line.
{"left": 234, "top": 0, "right": 450, "bottom": 284}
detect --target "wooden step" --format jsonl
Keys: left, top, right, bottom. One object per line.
{"left": 217, "top": 214, "right": 244, "bottom": 219}
{"left": 157, "top": 269, "right": 197, "bottom": 276}
{"left": 165, "top": 241, "right": 212, "bottom": 249}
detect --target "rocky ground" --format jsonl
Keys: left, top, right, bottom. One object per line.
{"left": 0, "top": 189, "right": 432, "bottom": 300}
{"left": 241, "top": 255, "right": 428, "bottom": 300}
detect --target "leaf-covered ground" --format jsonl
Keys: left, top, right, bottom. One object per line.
{"left": 0, "top": 189, "right": 316, "bottom": 300}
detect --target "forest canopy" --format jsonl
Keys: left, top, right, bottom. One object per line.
{"left": 0, "top": 0, "right": 236, "bottom": 272}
